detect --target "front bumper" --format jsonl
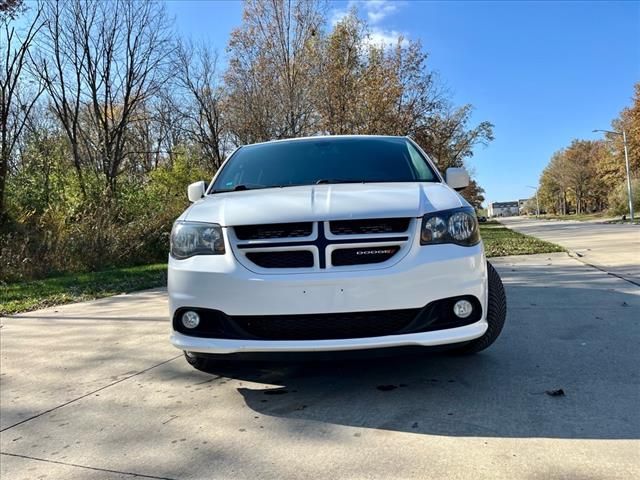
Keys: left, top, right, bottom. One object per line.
{"left": 169, "top": 242, "right": 488, "bottom": 354}
{"left": 171, "top": 322, "right": 487, "bottom": 354}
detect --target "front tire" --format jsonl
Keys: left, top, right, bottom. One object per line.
{"left": 451, "top": 261, "right": 507, "bottom": 354}
{"left": 184, "top": 351, "right": 212, "bottom": 372}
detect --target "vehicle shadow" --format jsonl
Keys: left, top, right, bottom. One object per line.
{"left": 194, "top": 268, "right": 640, "bottom": 440}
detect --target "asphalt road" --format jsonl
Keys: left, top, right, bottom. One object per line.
{"left": 499, "top": 216, "right": 640, "bottom": 284}
{"left": 1, "top": 253, "right": 639, "bottom": 479}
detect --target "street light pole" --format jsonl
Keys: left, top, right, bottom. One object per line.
{"left": 593, "top": 128, "right": 634, "bottom": 221}
{"left": 526, "top": 185, "right": 540, "bottom": 218}
{"left": 622, "top": 129, "right": 634, "bottom": 221}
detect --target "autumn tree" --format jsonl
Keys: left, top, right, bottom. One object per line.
{"left": 2, "top": 0, "right": 503, "bottom": 280}
{"left": 562, "top": 140, "right": 605, "bottom": 214}
{"left": 316, "top": 12, "right": 365, "bottom": 134}
{"left": 316, "top": 12, "right": 444, "bottom": 138}
{"left": 537, "top": 82, "right": 639, "bottom": 216}
{"left": 414, "top": 104, "right": 494, "bottom": 171}
{"left": 460, "top": 179, "right": 485, "bottom": 210}
{"left": 539, "top": 149, "right": 574, "bottom": 215}
{"left": 538, "top": 140, "right": 607, "bottom": 214}
{"left": 596, "top": 82, "right": 639, "bottom": 189}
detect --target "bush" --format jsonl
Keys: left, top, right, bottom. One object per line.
{"left": 607, "top": 178, "right": 640, "bottom": 216}
{"left": 1, "top": 152, "right": 210, "bottom": 282}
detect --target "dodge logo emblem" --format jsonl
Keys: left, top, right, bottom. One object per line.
{"left": 356, "top": 249, "right": 394, "bottom": 255}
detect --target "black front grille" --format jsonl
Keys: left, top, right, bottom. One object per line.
{"left": 246, "top": 250, "right": 313, "bottom": 268}
{"left": 332, "top": 246, "right": 400, "bottom": 266}
{"left": 330, "top": 218, "right": 410, "bottom": 235}
{"left": 232, "top": 309, "right": 420, "bottom": 340}
{"left": 235, "top": 222, "right": 313, "bottom": 240}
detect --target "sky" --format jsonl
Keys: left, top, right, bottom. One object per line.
{"left": 168, "top": 0, "right": 640, "bottom": 205}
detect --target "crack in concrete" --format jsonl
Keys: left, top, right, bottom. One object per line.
{"left": 0, "top": 452, "right": 179, "bottom": 480}
{"left": 0, "top": 355, "right": 182, "bottom": 433}
{"left": 567, "top": 251, "right": 640, "bottom": 287}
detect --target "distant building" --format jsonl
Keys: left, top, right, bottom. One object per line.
{"left": 488, "top": 201, "right": 519, "bottom": 217}
{"left": 519, "top": 198, "right": 535, "bottom": 215}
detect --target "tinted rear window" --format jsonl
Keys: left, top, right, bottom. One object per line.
{"left": 211, "top": 137, "right": 437, "bottom": 192}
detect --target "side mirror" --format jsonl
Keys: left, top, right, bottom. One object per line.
{"left": 445, "top": 168, "right": 469, "bottom": 191}
{"left": 187, "top": 181, "right": 207, "bottom": 202}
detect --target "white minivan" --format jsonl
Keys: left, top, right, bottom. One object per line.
{"left": 168, "top": 136, "right": 506, "bottom": 370}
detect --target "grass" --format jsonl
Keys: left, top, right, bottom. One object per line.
{"left": 1, "top": 222, "right": 564, "bottom": 315}
{"left": 1, "top": 263, "right": 167, "bottom": 316}
{"left": 480, "top": 221, "right": 565, "bottom": 258}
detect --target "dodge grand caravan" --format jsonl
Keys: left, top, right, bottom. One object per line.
{"left": 168, "top": 135, "right": 507, "bottom": 370}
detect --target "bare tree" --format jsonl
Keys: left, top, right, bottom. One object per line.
{"left": 0, "top": 4, "right": 43, "bottom": 218}
{"left": 175, "top": 41, "right": 228, "bottom": 171}
{"left": 226, "top": 0, "right": 324, "bottom": 144}
{"left": 0, "top": 0, "right": 26, "bottom": 21}
{"left": 37, "top": 0, "right": 173, "bottom": 196}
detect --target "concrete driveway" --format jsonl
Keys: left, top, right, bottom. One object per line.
{"left": 1, "top": 253, "right": 639, "bottom": 479}
{"left": 499, "top": 217, "right": 640, "bottom": 284}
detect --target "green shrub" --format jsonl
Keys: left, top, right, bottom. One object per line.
{"left": 607, "top": 178, "right": 640, "bottom": 216}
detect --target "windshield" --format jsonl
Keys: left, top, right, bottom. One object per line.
{"left": 211, "top": 137, "right": 438, "bottom": 193}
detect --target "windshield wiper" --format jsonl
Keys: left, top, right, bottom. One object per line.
{"left": 211, "top": 180, "right": 374, "bottom": 193}
{"left": 315, "top": 179, "right": 367, "bottom": 185}
{"left": 210, "top": 184, "right": 264, "bottom": 193}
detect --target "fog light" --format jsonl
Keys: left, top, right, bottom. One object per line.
{"left": 453, "top": 300, "right": 473, "bottom": 319}
{"left": 181, "top": 311, "right": 200, "bottom": 329}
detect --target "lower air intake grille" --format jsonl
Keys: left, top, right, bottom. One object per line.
{"left": 246, "top": 250, "right": 313, "bottom": 268}
{"left": 232, "top": 308, "right": 420, "bottom": 340}
{"left": 329, "top": 218, "right": 410, "bottom": 235}
{"left": 332, "top": 246, "right": 400, "bottom": 266}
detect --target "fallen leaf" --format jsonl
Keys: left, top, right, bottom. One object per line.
{"left": 546, "top": 388, "right": 565, "bottom": 397}
{"left": 376, "top": 385, "right": 397, "bottom": 391}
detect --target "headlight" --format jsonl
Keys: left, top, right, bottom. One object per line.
{"left": 170, "top": 221, "right": 225, "bottom": 259}
{"left": 420, "top": 208, "right": 479, "bottom": 246}
{"left": 421, "top": 216, "right": 448, "bottom": 244}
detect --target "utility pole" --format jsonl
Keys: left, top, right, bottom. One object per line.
{"left": 526, "top": 185, "right": 540, "bottom": 218}
{"left": 622, "top": 129, "right": 634, "bottom": 221}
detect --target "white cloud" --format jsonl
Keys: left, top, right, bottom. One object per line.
{"left": 364, "top": 0, "right": 400, "bottom": 24}
{"left": 329, "top": 1, "right": 408, "bottom": 48}
{"left": 365, "top": 28, "right": 408, "bottom": 48}
{"left": 330, "top": 0, "right": 403, "bottom": 27}
{"left": 330, "top": 7, "right": 350, "bottom": 27}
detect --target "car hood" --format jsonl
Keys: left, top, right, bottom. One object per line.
{"left": 184, "top": 182, "right": 466, "bottom": 226}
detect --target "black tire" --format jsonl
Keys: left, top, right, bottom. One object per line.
{"left": 451, "top": 261, "right": 507, "bottom": 354}
{"left": 184, "top": 351, "right": 213, "bottom": 372}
